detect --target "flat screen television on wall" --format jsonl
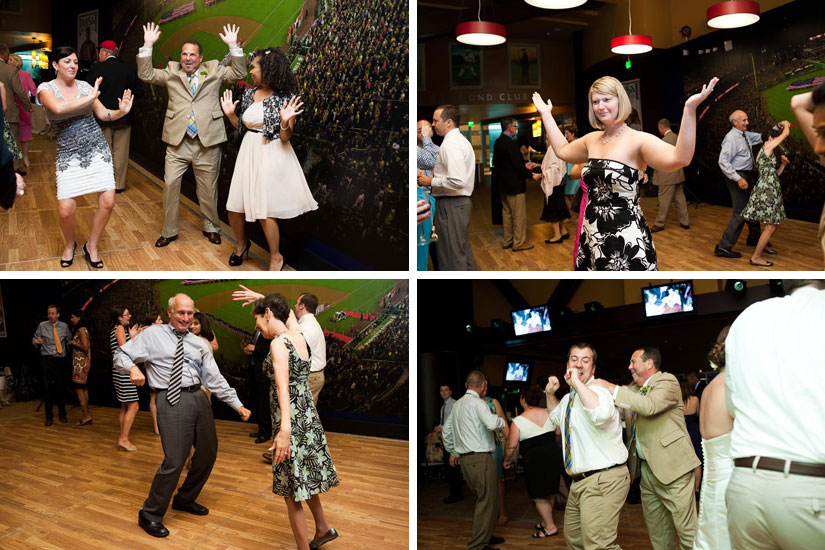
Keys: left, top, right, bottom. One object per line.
{"left": 511, "top": 305, "right": 552, "bottom": 336}
{"left": 642, "top": 281, "right": 695, "bottom": 317}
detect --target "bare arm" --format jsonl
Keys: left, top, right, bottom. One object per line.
{"left": 762, "top": 121, "right": 790, "bottom": 157}
{"left": 279, "top": 96, "right": 304, "bottom": 143}
{"left": 1, "top": 82, "right": 6, "bottom": 112}
{"left": 532, "top": 92, "right": 589, "bottom": 163}
{"left": 493, "top": 397, "right": 509, "bottom": 441}
{"left": 791, "top": 92, "right": 817, "bottom": 151}
{"left": 270, "top": 339, "right": 292, "bottom": 463}
{"left": 74, "top": 328, "right": 91, "bottom": 354}
{"left": 570, "top": 162, "right": 584, "bottom": 180}
{"left": 115, "top": 325, "right": 128, "bottom": 347}
{"left": 91, "top": 89, "right": 133, "bottom": 122}
{"left": 37, "top": 84, "right": 97, "bottom": 116}
{"left": 503, "top": 419, "right": 520, "bottom": 466}
{"left": 221, "top": 89, "right": 240, "bottom": 129}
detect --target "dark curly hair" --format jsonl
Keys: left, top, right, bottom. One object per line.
{"left": 252, "top": 293, "right": 291, "bottom": 322}
{"left": 707, "top": 325, "right": 731, "bottom": 369}
{"left": 254, "top": 47, "right": 297, "bottom": 93}
{"left": 51, "top": 46, "right": 77, "bottom": 66}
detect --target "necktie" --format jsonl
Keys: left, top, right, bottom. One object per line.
{"left": 563, "top": 390, "right": 576, "bottom": 471}
{"left": 186, "top": 74, "right": 198, "bottom": 138}
{"left": 167, "top": 330, "right": 186, "bottom": 405}
{"left": 53, "top": 324, "right": 62, "bottom": 354}
{"left": 743, "top": 132, "right": 754, "bottom": 169}
{"left": 440, "top": 403, "right": 445, "bottom": 426}
{"left": 628, "top": 410, "right": 638, "bottom": 451}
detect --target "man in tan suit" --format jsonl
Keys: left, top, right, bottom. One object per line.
{"left": 593, "top": 347, "right": 699, "bottom": 550}
{"left": 0, "top": 43, "right": 33, "bottom": 171}
{"left": 650, "top": 119, "right": 689, "bottom": 233}
{"left": 137, "top": 22, "right": 246, "bottom": 247}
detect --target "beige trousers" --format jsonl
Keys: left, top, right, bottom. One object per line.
{"left": 654, "top": 183, "right": 690, "bottom": 227}
{"left": 501, "top": 192, "right": 527, "bottom": 249}
{"left": 726, "top": 465, "right": 825, "bottom": 550}
{"left": 565, "top": 465, "right": 630, "bottom": 550}
{"left": 101, "top": 125, "right": 132, "bottom": 191}
{"left": 641, "top": 461, "right": 697, "bottom": 550}
{"left": 308, "top": 371, "right": 324, "bottom": 405}
{"left": 460, "top": 452, "right": 498, "bottom": 550}
{"left": 162, "top": 137, "right": 221, "bottom": 238}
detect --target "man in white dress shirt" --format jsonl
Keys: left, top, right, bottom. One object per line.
{"left": 442, "top": 371, "right": 506, "bottom": 550}
{"left": 435, "top": 384, "right": 462, "bottom": 503}
{"left": 417, "top": 104, "right": 477, "bottom": 270}
{"left": 295, "top": 292, "right": 326, "bottom": 404}
{"left": 724, "top": 279, "right": 825, "bottom": 549}
{"left": 545, "top": 343, "right": 629, "bottom": 550}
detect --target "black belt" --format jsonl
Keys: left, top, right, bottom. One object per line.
{"left": 734, "top": 456, "right": 825, "bottom": 478}
{"left": 157, "top": 383, "right": 201, "bottom": 393}
{"left": 571, "top": 463, "right": 625, "bottom": 482}
{"left": 435, "top": 195, "right": 468, "bottom": 201}
{"left": 246, "top": 128, "right": 262, "bottom": 133}
{"left": 460, "top": 451, "right": 489, "bottom": 457}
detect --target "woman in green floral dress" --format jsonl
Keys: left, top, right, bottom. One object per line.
{"left": 253, "top": 293, "right": 340, "bottom": 550}
{"left": 742, "top": 121, "right": 790, "bottom": 267}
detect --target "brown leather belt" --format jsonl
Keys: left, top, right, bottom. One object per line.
{"left": 571, "top": 463, "right": 625, "bottom": 482}
{"left": 734, "top": 456, "right": 825, "bottom": 478}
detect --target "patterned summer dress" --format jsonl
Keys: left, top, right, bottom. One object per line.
{"left": 742, "top": 152, "right": 785, "bottom": 225}
{"left": 265, "top": 334, "right": 339, "bottom": 501}
{"left": 36, "top": 79, "right": 114, "bottom": 200}
{"left": 576, "top": 158, "right": 657, "bottom": 271}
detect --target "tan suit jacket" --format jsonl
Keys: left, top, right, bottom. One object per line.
{"left": 614, "top": 371, "right": 700, "bottom": 485}
{"left": 652, "top": 131, "right": 685, "bottom": 186}
{"left": 0, "top": 61, "right": 32, "bottom": 124}
{"left": 136, "top": 54, "right": 246, "bottom": 147}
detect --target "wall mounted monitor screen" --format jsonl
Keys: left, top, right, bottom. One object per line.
{"left": 511, "top": 305, "right": 552, "bottom": 336}
{"left": 642, "top": 281, "right": 694, "bottom": 317}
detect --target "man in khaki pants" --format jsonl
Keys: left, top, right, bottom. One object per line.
{"left": 0, "top": 43, "right": 32, "bottom": 171}
{"left": 650, "top": 119, "right": 690, "bottom": 232}
{"left": 137, "top": 22, "right": 246, "bottom": 248}
{"left": 545, "top": 343, "right": 629, "bottom": 550}
{"left": 295, "top": 292, "right": 326, "bottom": 404}
{"left": 594, "top": 347, "right": 700, "bottom": 550}
{"left": 442, "top": 371, "right": 506, "bottom": 550}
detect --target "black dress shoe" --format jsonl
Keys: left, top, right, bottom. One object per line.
{"left": 764, "top": 247, "right": 777, "bottom": 255}
{"left": 172, "top": 499, "right": 209, "bottom": 515}
{"left": 115, "top": 188, "right": 125, "bottom": 194}
{"left": 255, "top": 436, "right": 269, "bottom": 444}
{"left": 489, "top": 536, "right": 505, "bottom": 545}
{"left": 309, "top": 528, "right": 339, "bottom": 549}
{"left": 561, "top": 232, "right": 570, "bottom": 240}
{"left": 58, "top": 415, "right": 68, "bottom": 423}
{"left": 45, "top": 418, "right": 53, "bottom": 426}
{"left": 680, "top": 223, "right": 690, "bottom": 230}
{"left": 249, "top": 432, "right": 263, "bottom": 438}
{"left": 138, "top": 510, "right": 169, "bottom": 538}
{"left": 714, "top": 246, "right": 742, "bottom": 258}
{"left": 155, "top": 235, "right": 178, "bottom": 247}
{"left": 202, "top": 231, "right": 222, "bottom": 245}
{"left": 649, "top": 225, "right": 665, "bottom": 233}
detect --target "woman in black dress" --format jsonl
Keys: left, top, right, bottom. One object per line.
{"left": 533, "top": 75, "right": 719, "bottom": 270}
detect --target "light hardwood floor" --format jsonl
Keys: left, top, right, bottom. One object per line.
{"left": 1, "top": 135, "right": 284, "bottom": 271}
{"left": 0, "top": 402, "right": 408, "bottom": 549}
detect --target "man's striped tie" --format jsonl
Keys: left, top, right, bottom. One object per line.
{"left": 167, "top": 330, "right": 186, "bottom": 405}
{"left": 563, "top": 390, "right": 576, "bottom": 471}
{"left": 186, "top": 74, "right": 198, "bottom": 139}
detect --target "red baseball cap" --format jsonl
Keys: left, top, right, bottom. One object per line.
{"left": 100, "top": 40, "right": 118, "bottom": 51}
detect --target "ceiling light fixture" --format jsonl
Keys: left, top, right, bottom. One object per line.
{"left": 707, "top": 1, "right": 760, "bottom": 29}
{"left": 611, "top": 0, "right": 652, "bottom": 55}
{"left": 456, "top": 0, "right": 506, "bottom": 46}
{"left": 524, "top": 0, "right": 588, "bottom": 9}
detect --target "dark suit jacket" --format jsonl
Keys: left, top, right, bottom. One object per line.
{"left": 0, "top": 61, "right": 31, "bottom": 124}
{"left": 492, "top": 133, "right": 532, "bottom": 196}
{"left": 83, "top": 56, "right": 144, "bottom": 126}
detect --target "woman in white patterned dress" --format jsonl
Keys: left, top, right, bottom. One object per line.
{"left": 36, "top": 46, "right": 132, "bottom": 269}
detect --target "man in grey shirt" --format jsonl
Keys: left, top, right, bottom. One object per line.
{"left": 114, "top": 293, "right": 251, "bottom": 538}
{"left": 715, "top": 110, "right": 767, "bottom": 258}
{"left": 32, "top": 304, "right": 71, "bottom": 426}
{"left": 435, "top": 384, "right": 462, "bottom": 503}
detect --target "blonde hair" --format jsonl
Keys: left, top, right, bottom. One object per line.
{"left": 7, "top": 54, "right": 22, "bottom": 69}
{"left": 588, "top": 76, "right": 632, "bottom": 130}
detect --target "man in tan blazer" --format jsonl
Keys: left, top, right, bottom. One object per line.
{"left": 650, "top": 119, "right": 690, "bottom": 233}
{"left": 593, "top": 347, "right": 699, "bottom": 550}
{"left": 137, "top": 22, "right": 246, "bottom": 247}
{"left": 0, "top": 43, "right": 32, "bottom": 171}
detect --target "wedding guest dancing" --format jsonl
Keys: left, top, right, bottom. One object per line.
{"left": 69, "top": 309, "right": 93, "bottom": 426}
{"left": 37, "top": 46, "right": 133, "bottom": 268}
{"left": 114, "top": 293, "right": 251, "bottom": 538}
{"left": 221, "top": 47, "right": 317, "bottom": 271}
{"left": 533, "top": 76, "right": 718, "bottom": 270}
{"left": 32, "top": 304, "right": 71, "bottom": 426}
{"left": 251, "top": 293, "right": 339, "bottom": 550}
{"left": 137, "top": 22, "right": 246, "bottom": 249}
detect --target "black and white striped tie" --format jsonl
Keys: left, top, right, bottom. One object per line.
{"left": 167, "top": 330, "right": 186, "bottom": 405}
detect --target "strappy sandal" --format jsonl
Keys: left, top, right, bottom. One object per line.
{"left": 532, "top": 525, "right": 559, "bottom": 538}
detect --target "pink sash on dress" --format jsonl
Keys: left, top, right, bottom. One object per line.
{"left": 573, "top": 179, "right": 587, "bottom": 268}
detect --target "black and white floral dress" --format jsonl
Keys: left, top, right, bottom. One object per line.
{"left": 576, "top": 158, "right": 657, "bottom": 271}
{"left": 266, "top": 334, "right": 339, "bottom": 501}
{"left": 36, "top": 80, "right": 114, "bottom": 200}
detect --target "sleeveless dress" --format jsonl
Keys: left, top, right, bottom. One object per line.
{"left": 513, "top": 414, "right": 562, "bottom": 499}
{"left": 71, "top": 327, "right": 91, "bottom": 387}
{"left": 226, "top": 99, "right": 318, "bottom": 221}
{"left": 741, "top": 152, "right": 785, "bottom": 225}
{"left": 265, "top": 335, "right": 339, "bottom": 501}
{"left": 36, "top": 80, "right": 115, "bottom": 200}
{"left": 111, "top": 325, "right": 138, "bottom": 402}
{"left": 685, "top": 412, "right": 703, "bottom": 466}
{"left": 577, "top": 158, "right": 657, "bottom": 271}
{"left": 693, "top": 432, "right": 733, "bottom": 550}
{"left": 485, "top": 396, "right": 504, "bottom": 479}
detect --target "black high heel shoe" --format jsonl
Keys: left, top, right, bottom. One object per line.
{"left": 60, "top": 242, "right": 77, "bottom": 268}
{"left": 83, "top": 243, "right": 104, "bottom": 269}
{"left": 228, "top": 240, "right": 251, "bottom": 266}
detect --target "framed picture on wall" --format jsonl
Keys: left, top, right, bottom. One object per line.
{"left": 0, "top": 0, "right": 22, "bottom": 15}
{"left": 418, "top": 44, "right": 425, "bottom": 91}
{"left": 621, "top": 78, "right": 643, "bottom": 130}
{"left": 509, "top": 44, "right": 539, "bottom": 88}
{"left": 77, "top": 10, "right": 99, "bottom": 66}
{"left": 449, "top": 43, "right": 483, "bottom": 89}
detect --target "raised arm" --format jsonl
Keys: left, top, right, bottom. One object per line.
{"left": 232, "top": 284, "right": 265, "bottom": 307}
{"left": 221, "top": 89, "right": 240, "bottom": 129}
{"left": 136, "top": 22, "right": 170, "bottom": 85}
{"left": 37, "top": 79, "right": 99, "bottom": 116}
{"left": 763, "top": 121, "right": 790, "bottom": 157}
{"left": 532, "top": 92, "right": 589, "bottom": 163}
{"left": 92, "top": 89, "right": 133, "bottom": 122}
{"left": 218, "top": 24, "right": 247, "bottom": 82}
{"left": 790, "top": 92, "right": 818, "bottom": 151}
{"left": 279, "top": 96, "right": 304, "bottom": 143}
{"left": 270, "top": 339, "right": 292, "bottom": 463}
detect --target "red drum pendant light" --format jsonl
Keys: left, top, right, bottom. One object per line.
{"left": 707, "top": 1, "right": 760, "bottom": 29}
{"left": 456, "top": 1, "right": 506, "bottom": 46}
{"left": 611, "top": 0, "right": 652, "bottom": 55}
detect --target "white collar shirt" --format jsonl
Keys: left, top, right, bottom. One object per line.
{"left": 725, "top": 287, "right": 825, "bottom": 463}
{"left": 442, "top": 390, "right": 505, "bottom": 457}
{"left": 298, "top": 313, "right": 326, "bottom": 372}
{"left": 430, "top": 128, "right": 475, "bottom": 197}
{"left": 549, "top": 378, "right": 628, "bottom": 475}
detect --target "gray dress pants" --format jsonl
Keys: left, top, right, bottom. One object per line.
{"left": 717, "top": 170, "right": 761, "bottom": 250}
{"left": 435, "top": 196, "right": 477, "bottom": 271}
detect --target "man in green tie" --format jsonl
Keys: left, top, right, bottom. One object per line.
{"left": 545, "top": 343, "right": 629, "bottom": 550}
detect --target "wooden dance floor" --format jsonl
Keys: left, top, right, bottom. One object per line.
{"left": 464, "top": 178, "right": 823, "bottom": 271}
{"left": 418, "top": 471, "right": 655, "bottom": 550}
{"left": 0, "top": 402, "right": 408, "bottom": 550}
{"left": 0, "top": 135, "right": 282, "bottom": 271}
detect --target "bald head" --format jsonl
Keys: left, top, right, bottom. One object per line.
{"left": 168, "top": 293, "right": 195, "bottom": 332}
{"left": 465, "top": 370, "right": 487, "bottom": 391}
{"left": 729, "top": 110, "right": 749, "bottom": 131}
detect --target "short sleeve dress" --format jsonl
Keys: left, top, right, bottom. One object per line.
{"left": 265, "top": 334, "right": 339, "bottom": 501}
{"left": 36, "top": 79, "right": 114, "bottom": 200}
{"left": 741, "top": 151, "right": 785, "bottom": 225}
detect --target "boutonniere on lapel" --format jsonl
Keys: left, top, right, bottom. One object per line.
{"left": 639, "top": 386, "right": 650, "bottom": 395}
{"left": 199, "top": 69, "right": 208, "bottom": 79}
